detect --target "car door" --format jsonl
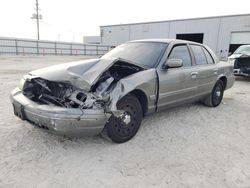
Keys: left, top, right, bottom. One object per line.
{"left": 156, "top": 44, "right": 199, "bottom": 111}
{"left": 189, "top": 44, "right": 218, "bottom": 96}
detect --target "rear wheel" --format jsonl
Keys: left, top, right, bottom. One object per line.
{"left": 203, "top": 80, "right": 224, "bottom": 107}
{"left": 106, "top": 94, "right": 143, "bottom": 143}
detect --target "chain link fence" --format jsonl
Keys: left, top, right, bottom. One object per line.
{"left": 0, "top": 37, "right": 111, "bottom": 56}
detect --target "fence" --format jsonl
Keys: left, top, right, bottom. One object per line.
{"left": 0, "top": 37, "right": 111, "bottom": 56}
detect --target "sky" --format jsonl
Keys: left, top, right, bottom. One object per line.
{"left": 0, "top": 0, "right": 249, "bottom": 42}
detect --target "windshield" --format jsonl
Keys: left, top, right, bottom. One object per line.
{"left": 234, "top": 45, "right": 250, "bottom": 55}
{"left": 101, "top": 42, "right": 168, "bottom": 68}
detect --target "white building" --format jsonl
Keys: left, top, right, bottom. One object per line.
{"left": 83, "top": 36, "right": 101, "bottom": 44}
{"left": 100, "top": 14, "right": 250, "bottom": 58}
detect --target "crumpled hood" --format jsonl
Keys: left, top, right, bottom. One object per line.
{"left": 29, "top": 58, "right": 117, "bottom": 91}
{"left": 229, "top": 53, "right": 250, "bottom": 59}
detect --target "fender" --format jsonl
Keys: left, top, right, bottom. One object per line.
{"left": 107, "top": 69, "right": 157, "bottom": 116}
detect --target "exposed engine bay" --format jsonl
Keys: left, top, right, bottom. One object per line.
{"left": 234, "top": 56, "right": 250, "bottom": 75}
{"left": 22, "top": 61, "right": 144, "bottom": 110}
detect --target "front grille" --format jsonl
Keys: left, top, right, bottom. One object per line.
{"left": 234, "top": 57, "right": 250, "bottom": 70}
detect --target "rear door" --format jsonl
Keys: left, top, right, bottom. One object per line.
{"left": 156, "top": 44, "right": 199, "bottom": 111}
{"left": 189, "top": 44, "right": 217, "bottom": 96}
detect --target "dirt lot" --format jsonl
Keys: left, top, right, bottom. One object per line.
{"left": 0, "top": 56, "right": 250, "bottom": 188}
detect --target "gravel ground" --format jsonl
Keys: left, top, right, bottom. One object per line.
{"left": 0, "top": 56, "right": 250, "bottom": 188}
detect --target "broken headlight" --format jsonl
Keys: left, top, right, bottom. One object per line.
{"left": 19, "top": 77, "right": 26, "bottom": 90}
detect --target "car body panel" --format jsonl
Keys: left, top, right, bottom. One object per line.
{"left": 108, "top": 69, "right": 157, "bottom": 115}
{"left": 215, "top": 61, "right": 235, "bottom": 89}
{"left": 156, "top": 67, "right": 198, "bottom": 110}
{"left": 30, "top": 57, "right": 146, "bottom": 91}
{"left": 30, "top": 58, "right": 100, "bottom": 91}
{"left": 193, "top": 64, "right": 217, "bottom": 96}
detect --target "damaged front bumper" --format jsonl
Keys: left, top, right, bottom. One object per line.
{"left": 234, "top": 69, "right": 250, "bottom": 77}
{"left": 10, "top": 88, "right": 111, "bottom": 137}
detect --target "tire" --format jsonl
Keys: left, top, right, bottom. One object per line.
{"left": 106, "top": 94, "right": 143, "bottom": 143}
{"left": 203, "top": 79, "right": 224, "bottom": 107}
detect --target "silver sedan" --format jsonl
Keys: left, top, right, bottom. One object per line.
{"left": 10, "top": 39, "right": 234, "bottom": 143}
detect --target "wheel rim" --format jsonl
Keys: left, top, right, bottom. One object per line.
{"left": 212, "top": 84, "right": 223, "bottom": 106}
{"left": 113, "top": 104, "right": 138, "bottom": 137}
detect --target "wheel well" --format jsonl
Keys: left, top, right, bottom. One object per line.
{"left": 130, "top": 89, "right": 148, "bottom": 117}
{"left": 219, "top": 76, "right": 227, "bottom": 89}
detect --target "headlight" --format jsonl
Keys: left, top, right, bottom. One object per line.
{"left": 19, "top": 78, "right": 26, "bottom": 90}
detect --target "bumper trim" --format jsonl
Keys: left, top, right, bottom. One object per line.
{"left": 234, "top": 69, "right": 250, "bottom": 77}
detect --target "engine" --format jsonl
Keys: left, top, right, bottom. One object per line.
{"left": 22, "top": 78, "right": 95, "bottom": 109}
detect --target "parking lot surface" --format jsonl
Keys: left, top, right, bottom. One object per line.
{"left": 0, "top": 56, "right": 250, "bottom": 187}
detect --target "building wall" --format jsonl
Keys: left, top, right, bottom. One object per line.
{"left": 83, "top": 36, "right": 101, "bottom": 44}
{"left": 100, "top": 14, "right": 250, "bottom": 57}
{"left": 168, "top": 18, "right": 220, "bottom": 53}
{"left": 101, "top": 26, "right": 130, "bottom": 46}
{"left": 130, "top": 22, "right": 170, "bottom": 40}
{"left": 216, "top": 15, "right": 250, "bottom": 57}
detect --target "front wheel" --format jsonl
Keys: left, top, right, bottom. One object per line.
{"left": 203, "top": 80, "right": 224, "bottom": 107}
{"left": 106, "top": 94, "right": 143, "bottom": 143}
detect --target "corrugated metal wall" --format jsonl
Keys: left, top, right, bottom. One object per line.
{"left": 100, "top": 14, "right": 250, "bottom": 58}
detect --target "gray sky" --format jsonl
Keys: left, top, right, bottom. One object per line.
{"left": 0, "top": 0, "right": 249, "bottom": 42}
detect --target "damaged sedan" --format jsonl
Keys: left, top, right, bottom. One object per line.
{"left": 11, "top": 39, "right": 234, "bottom": 143}
{"left": 229, "top": 45, "right": 250, "bottom": 77}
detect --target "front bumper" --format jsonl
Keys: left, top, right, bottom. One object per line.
{"left": 10, "top": 88, "right": 110, "bottom": 137}
{"left": 234, "top": 69, "right": 250, "bottom": 77}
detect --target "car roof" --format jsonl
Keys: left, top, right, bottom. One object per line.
{"left": 128, "top": 38, "right": 202, "bottom": 45}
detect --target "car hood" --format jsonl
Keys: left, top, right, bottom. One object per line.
{"left": 29, "top": 58, "right": 144, "bottom": 91}
{"left": 229, "top": 53, "right": 250, "bottom": 59}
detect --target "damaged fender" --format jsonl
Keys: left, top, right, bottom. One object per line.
{"left": 107, "top": 69, "right": 158, "bottom": 116}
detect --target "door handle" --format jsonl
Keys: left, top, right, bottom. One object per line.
{"left": 191, "top": 72, "right": 198, "bottom": 79}
{"left": 213, "top": 68, "right": 218, "bottom": 74}
{"left": 191, "top": 72, "right": 198, "bottom": 75}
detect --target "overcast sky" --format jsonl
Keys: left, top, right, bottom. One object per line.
{"left": 0, "top": 0, "right": 249, "bottom": 42}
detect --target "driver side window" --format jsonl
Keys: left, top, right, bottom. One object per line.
{"left": 168, "top": 45, "right": 192, "bottom": 67}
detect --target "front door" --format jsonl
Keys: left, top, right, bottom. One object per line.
{"left": 156, "top": 44, "right": 198, "bottom": 111}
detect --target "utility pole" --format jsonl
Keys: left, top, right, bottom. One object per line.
{"left": 31, "top": 0, "right": 42, "bottom": 40}
{"left": 36, "top": 0, "right": 40, "bottom": 40}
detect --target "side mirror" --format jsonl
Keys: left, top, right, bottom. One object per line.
{"left": 163, "top": 58, "right": 183, "bottom": 69}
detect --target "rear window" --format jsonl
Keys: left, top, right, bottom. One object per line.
{"left": 190, "top": 45, "right": 207, "bottom": 65}
{"left": 202, "top": 47, "right": 214, "bottom": 64}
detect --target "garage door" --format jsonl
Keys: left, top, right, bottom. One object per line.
{"left": 176, "top": 33, "right": 204, "bottom": 44}
{"left": 229, "top": 32, "right": 250, "bottom": 53}
{"left": 231, "top": 32, "right": 250, "bottom": 44}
